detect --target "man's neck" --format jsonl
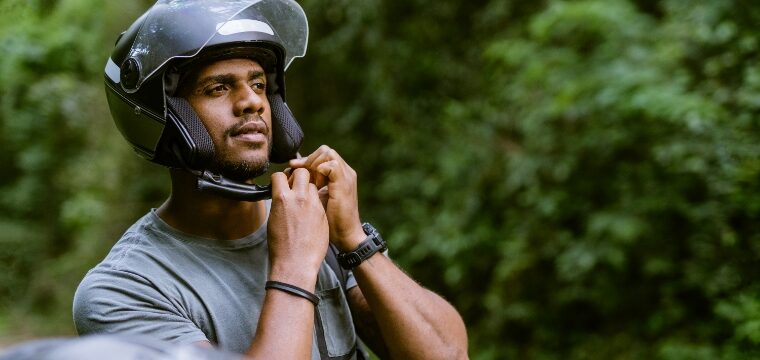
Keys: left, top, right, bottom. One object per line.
{"left": 156, "top": 169, "right": 268, "bottom": 240}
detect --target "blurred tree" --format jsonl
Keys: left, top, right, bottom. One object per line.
{"left": 0, "top": 0, "right": 164, "bottom": 336}
{"left": 293, "top": 0, "right": 760, "bottom": 358}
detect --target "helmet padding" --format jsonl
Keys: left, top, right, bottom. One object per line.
{"left": 269, "top": 92, "right": 303, "bottom": 163}
{"left": 165, "top": 96, "right": 216, "bottom": 169}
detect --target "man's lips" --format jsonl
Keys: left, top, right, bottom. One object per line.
{"left": 230, "top": 121, "right": 268, "bottom": 142}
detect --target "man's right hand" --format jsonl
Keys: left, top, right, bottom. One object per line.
{"left": 267, "top": 168, "right": 329, "bottom": 291}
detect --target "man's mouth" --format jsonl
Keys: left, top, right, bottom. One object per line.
{"left": 230, "top": 120, "right": 268, "bottom": 143}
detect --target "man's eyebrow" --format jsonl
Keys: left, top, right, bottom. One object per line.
{"left": 196, "top": 74, "right": 236, "bottom": 89}
{"left": 248, "top": 70, "right": 265, "bottom": 80}
{"left": 195, "top": 70, "right": 266, "bottom": 88}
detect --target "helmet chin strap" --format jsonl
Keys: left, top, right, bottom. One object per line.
{"left": 171, "top": 143, "right": 272, "bottom": 201}
{"left": 196, "top": 171, "right": 272, "bottom": 201}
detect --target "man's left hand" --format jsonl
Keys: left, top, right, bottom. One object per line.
{"left": 288, "top": 145, "right": 365, "bottom": 251}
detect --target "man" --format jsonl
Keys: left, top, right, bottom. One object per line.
{"left": 73, "top": 1, "right": 467, "bottom": 359}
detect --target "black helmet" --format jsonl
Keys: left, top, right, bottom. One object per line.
{"left": 104, "top": 0, "right": 308, "bottom": 201}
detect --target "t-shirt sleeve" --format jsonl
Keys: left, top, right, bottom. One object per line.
{"left": 73, "top": 269, "right": 208, "bottom": 345}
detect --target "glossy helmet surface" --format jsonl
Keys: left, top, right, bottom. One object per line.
{"left": 104, "top": 0, "right": 307, "bottom": 171}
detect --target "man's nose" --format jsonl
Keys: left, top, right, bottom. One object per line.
{"left": 233, "top": 84, "right": 265, "bottom": 117}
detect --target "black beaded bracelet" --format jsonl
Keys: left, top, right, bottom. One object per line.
{"left": 265, "top": 280, "right": 320, "bottom": 306}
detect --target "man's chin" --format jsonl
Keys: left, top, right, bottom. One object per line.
{"left": 213, "top": 158, "right": 270, "bottom": 183}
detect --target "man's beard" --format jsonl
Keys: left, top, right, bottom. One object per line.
{"left": 212, "top": 116, "right": 272, "bottom": 182}
{"left": 212, "top": 143, "right": 271, "bottom": 183}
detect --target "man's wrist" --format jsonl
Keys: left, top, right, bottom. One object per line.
{"left": 334, "top": 225, "right": 367, "bottom": 252}
{"left": 337, "top": 223, "right": 387, "bottom": 270}
{"left": 269, "top": 264, "right": 318, "bottom": 292}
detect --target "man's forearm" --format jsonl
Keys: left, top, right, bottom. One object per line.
{"left": 352, "top": 254, "right": 468, "bottom": 360}
{"left": 246, "top": 284, "right": 317, "bottom": 359}
{"left": 245, "top": 169, "right": 330, "bottom": 358}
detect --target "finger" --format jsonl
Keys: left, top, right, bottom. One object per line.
{"left": 271, "top": 172, "right": 290, "bottom": 199}
{"left": 308, "top": 183, "right": 320, "bottom": 198}
{"left": 288, "top": 157, "right": 306, "bottom": 168}
{"left": 314, "top": 171, "right": 328, "bottom": 190}
{"left": 291, "top": 146, "right": 347, "bottom": 189}
{"left": 302, "top": 149, "right": 338, "bottom": 179}
{"left": 316, "top": 160, "right": 340, "bottom": 181}
{"left": 290, "top": 148, "right": 331, "bottom": 188}
{"left": 304, "top": 150, "right": 333, "bottom": 186}
{"left": 326, "top": 147, "right": 345, "bottom": 163}
{"left": 318, "top": 186, "right": 329, "bottom": 208}
{"left": 291, "top": 168, "right": 311, "bottom": 193}
{"left": 289, "top": 145, "right": 331, "bottom": 169}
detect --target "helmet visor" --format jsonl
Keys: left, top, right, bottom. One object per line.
{"left": 126, "top": 0, "right": 307, "bottom": 92}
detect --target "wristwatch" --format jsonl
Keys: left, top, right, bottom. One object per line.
{"left": 337, "top": 223, "right": 387, "bottom": 269}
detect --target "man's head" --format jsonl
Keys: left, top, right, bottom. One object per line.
{"left": 103, "top": 0, "right": 308, "bottom": 200}
{"left": 178, "top": 58, "right": 273, "bottom": 182}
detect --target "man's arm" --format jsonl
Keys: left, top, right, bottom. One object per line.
{"left": 290, "top": 145, "right": 469, "bottom": 360}
{"left": 349, "top": 251, "right": 468, "bottom": 359}
{"left": 345, "top": 286, "right": 391, "bottom": 359}
{"left": 193, "top": 285, "right": 318, "bottom": 355}
{"left": 73, "top": 268, "right": 209, "bottom": 345}
{"left": 242, "top": 168, "right": 330, "bottom": 359}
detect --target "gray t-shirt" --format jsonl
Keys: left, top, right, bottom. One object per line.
{"left": 73, "top": 206, "right": 359, "bottom": 359}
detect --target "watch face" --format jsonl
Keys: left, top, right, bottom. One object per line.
{"left": 362, "top": 222, "right": 384, "bottom": 244}
{"left": 362, "top": 222, "right": 375, "bottom": 235}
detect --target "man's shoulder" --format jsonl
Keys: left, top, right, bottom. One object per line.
{"left": 76, "top": 211, "right": 186, "bottom": 293}
{"left": 73, "top": 213, "right": 184, "bottom": 325}
{"left": 98, "top": 213, "right": 166, "bottom": 270}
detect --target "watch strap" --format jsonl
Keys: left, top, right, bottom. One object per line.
{"left": 337, "top": 223, "right": 387, "bottom": 269}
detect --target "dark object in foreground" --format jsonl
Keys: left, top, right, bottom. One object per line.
{"left": 0, "top": 335, "right": 243, "bottom": 360}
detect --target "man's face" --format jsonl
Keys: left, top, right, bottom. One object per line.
{"left": 183, "top": 58, "right": 272, "bottom": 182}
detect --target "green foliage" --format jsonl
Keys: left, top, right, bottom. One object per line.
{"left": 0, "top": 0, "right": 164, "bottom": 335}
{"left": 295, "top": 0, "right": 760, "bottom": 358}
{"left": 1, "top": 0, "right": 760, "bottom": 358}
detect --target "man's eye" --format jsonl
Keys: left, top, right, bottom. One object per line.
{"left": 251, "top": 82, "right": 266, "bottom": 93}
{"left": 205, "top": 85, "right": 228, "bottom": 95}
